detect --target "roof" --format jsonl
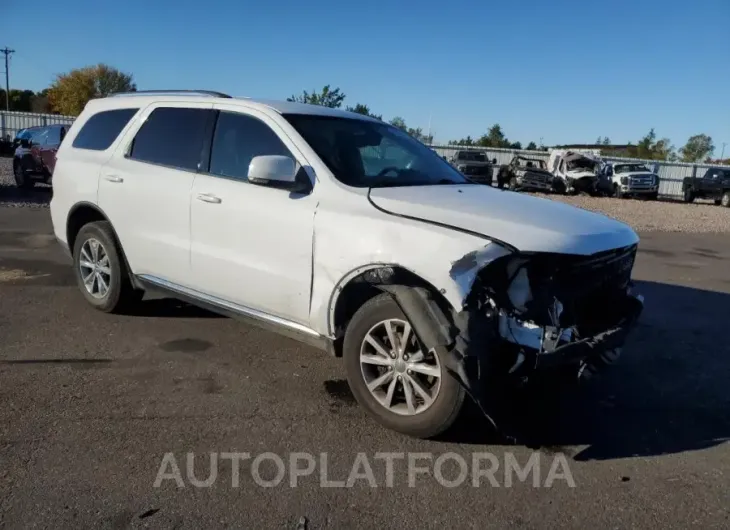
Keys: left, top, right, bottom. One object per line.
{"left": 87, "top": 93, "right": 380, "bottom": 122}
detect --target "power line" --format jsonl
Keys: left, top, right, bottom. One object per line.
{"left": 1, "top": 47, "right": 15, "bottom": 111}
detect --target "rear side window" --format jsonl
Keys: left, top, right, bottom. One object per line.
{"left": 129, "top": 107, "right": 212, "bottom": 171}
{"left": 72, "top": 108, "right": 138, "bottom": 151}
{"left": 208, "top": 112, "right": 291, "bottom": 181}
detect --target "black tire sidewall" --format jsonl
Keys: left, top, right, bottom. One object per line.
{"left": 72, "top": 222, "right": 126, "bottom": 312}
{"left": 343, "top": 293, "right": 465, "bottom": 438}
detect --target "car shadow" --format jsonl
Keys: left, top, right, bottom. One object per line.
{"left": 441, "top": 279, "right": 730, "bottom": 461}
{"left": 121, "top": 297, "right": 223, "bottom": 319}
{"left": 0, "top": 182, "right": 53, "bottom": 206}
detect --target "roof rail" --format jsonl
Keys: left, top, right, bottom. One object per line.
{"left": 110, "top": 90, "right": 232, "bottom": 98}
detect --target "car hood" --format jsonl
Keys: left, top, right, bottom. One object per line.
{"left": 619, "top": 172, "right": 656, "bottom": 178}
{"left": 454, "top": 160, "right": 491, "bottom": 166}
{"left": 369, "top": 185, "right": 638, "bottom": 255}
{"left": 566, "top": 169, "right": 597, "bottom": 179}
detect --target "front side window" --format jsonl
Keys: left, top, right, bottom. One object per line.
{"left": 129, "top": 107, "right": 212, "bottom": 171}
{"left": 284, "top": 114, "right": 469, "bottom": 188}
{"left": 73, "top": 108, "right": 138, "bottom": 151}
{"left": 208, "top": 112, "right": 291, "bottom": 181}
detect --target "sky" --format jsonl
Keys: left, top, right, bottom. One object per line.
{"left": 3, "top": 0, "right": 729, "bottom": 150}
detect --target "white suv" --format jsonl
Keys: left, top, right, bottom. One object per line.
{"left": 50, "top": 90, "right": 644, "bottom": 438}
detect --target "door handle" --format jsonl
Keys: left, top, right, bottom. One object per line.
{"left": 196, "top": 193, "right": 222, "bottom": 204}
{"left": 103, "top": 175, "right": 124, "bottom": 183}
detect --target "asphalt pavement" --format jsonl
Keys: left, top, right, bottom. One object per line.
{"left": 1, "top": 208, "right": 728, "bottom": 529}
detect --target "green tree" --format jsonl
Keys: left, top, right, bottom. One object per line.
{"left": 510, "top": 141, "right": 522, "bottom": 150}
{"left": 345, "top": 103, "right": 381, "bottom": 120}
{"left": 680, "top": 134, "right": 714, "bottom": 162}
{"left": 288, "top": 85, "right": 345, "bottom": 108}
{"left": 48, "top": 64, "right": 136, "bottom": 115}
{"left": 477, "top": 124, "right": 510, "bottom": 148}
{"left": 525, "top": 141, "right": 537, "bottom": 150}
{"left": 448, "top": 136, "right": 474, "bottom": 146}
{"left": 389, "top": 116, "right": 407, "bottom": 131}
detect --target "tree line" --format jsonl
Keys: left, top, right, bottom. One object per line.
{"left": 3, "top": 65, "right": 722, "bottom": 163}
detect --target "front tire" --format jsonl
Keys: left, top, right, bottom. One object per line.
{"left": 343, "top": 293, "right": 465, "bottom": 438}
{"left": 13, "top": 160, "right": 34, "bottom": 189}
{"left": 72, "top": 221, "right": 142, "bottom": 313}
{"left": 683, "top": 188, "right": 695, "bottom": 203}
{"left": 613, "top": 184, "right": 623, "bottom": 199}
{"left": 721, "top": 192, "right": 730, "bottom": 208}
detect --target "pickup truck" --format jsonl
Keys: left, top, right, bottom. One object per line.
{"left": 682, "top": 167, "right": 730, "bottom": 206}
{"left": 496, "top": 155, "right": 554, "bottom": 192}
{"left": 548, "top": 149, "right": 600, "bottom": 195}
{"left": 601, "top": 162, "right": 659, "bottom": 200}
{"left": 449, "top": 150, "right": 496, "bottom": 185}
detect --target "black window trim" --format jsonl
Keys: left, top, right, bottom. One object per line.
{"left": 123, "top": 106, "right": 217, "bottom": 175}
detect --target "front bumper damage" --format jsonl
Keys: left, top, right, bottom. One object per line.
{"left": 378, "top": 243, "right": 644, "bottom": 430}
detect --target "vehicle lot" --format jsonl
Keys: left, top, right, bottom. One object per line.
{"left": 1, "top": 161, "right": 730, "bottom": 528}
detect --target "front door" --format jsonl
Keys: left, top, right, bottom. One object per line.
{"left": 190, "top": 106, "right": 316, "bottom": 326}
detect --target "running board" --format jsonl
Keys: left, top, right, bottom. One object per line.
{"left": 136, "top": 275, "right": 333, "bottom": 354}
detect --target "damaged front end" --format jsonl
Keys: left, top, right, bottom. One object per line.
{"left": 380, "top": 243, "right": 644, "bottom": 426}
{"left": 476, "top": 244, "right": 644, "bottom": 381}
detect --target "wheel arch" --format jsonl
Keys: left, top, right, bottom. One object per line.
{"left": 328, "top": 264, "right": 455, "bottom": 356}
{"left": 66, "top": 202, "right": 142, "bottom": 290}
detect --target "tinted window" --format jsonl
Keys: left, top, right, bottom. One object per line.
{"left": 129, "top": 107, "right": 212, "bottom": 171}
{"left": 73, "top": 108, "right": 138, "bottom": 151}
{"left": 46, "top": 126, "right": 61, "bottom": 145}
{"left": 209, "top": 112, "right": 291, "bottom": 181}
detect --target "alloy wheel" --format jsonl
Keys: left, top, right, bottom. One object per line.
{"left": 359, "top": 318, "right": 441, "bottom": 416}
{"left": 78, "top": 238, "right": 112, "bottom": 299}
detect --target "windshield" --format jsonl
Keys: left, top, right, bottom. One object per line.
{"left": 615, "top": 164, "right": 650, "bottom": 174}
{"left": 284, "top": 114, "right": 469, "bottom": 188}
{"left": 516, "top": 158, "right": 546, "bottom": 170}
{"left": 457, "top": 151, "right": 487, "bottom": 162}
{"left": 566, "top": 157, "right": 597, "bottom": 172}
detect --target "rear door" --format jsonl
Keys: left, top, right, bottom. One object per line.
{"left": 98, "top": 102, "right": 215, "bottom": 286}
{"left": 39, "top": 125, "right": 63, "bottom": 174}
{"left": 30, "top": 127, "right": 48, "bottom": 171}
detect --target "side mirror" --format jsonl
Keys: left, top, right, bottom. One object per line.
{"left": 248, "top": 155, "right": 296, "bottom": 185}
{"left": 248, "top": 155, "right": 312, "bottom": 193}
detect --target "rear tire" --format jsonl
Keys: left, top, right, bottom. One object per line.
{"left": 343, "top": 293, "right": 465, "bottom": 438}
{"left": 72, "top": 221, "right": 143, "bottom": 313}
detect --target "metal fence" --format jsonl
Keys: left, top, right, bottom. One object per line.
{"left": 1, "top": 110, "right": 725, "bottom": 199}
{"left": 429, "top": 144, "right": 727, "bottom": 199}
{"left": 0, "top": 110, "right": 76, "bottom": 142}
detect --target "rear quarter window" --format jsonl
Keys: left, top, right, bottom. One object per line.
{"left": 72, "top": 108, "right": 139, "bottom": 151}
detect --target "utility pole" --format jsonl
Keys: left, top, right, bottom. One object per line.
{"left": 721, "top": 142, "right": 727, "bottom": 161}
{"left": 1, "top": 47, "right": 15, "bottom": 111}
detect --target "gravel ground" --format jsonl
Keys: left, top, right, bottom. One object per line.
{"left": 2, "top": 157, "right": 728, "bottom": 232}
{"left": 0, "top": 157, "right": 52, "bottom": 208}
